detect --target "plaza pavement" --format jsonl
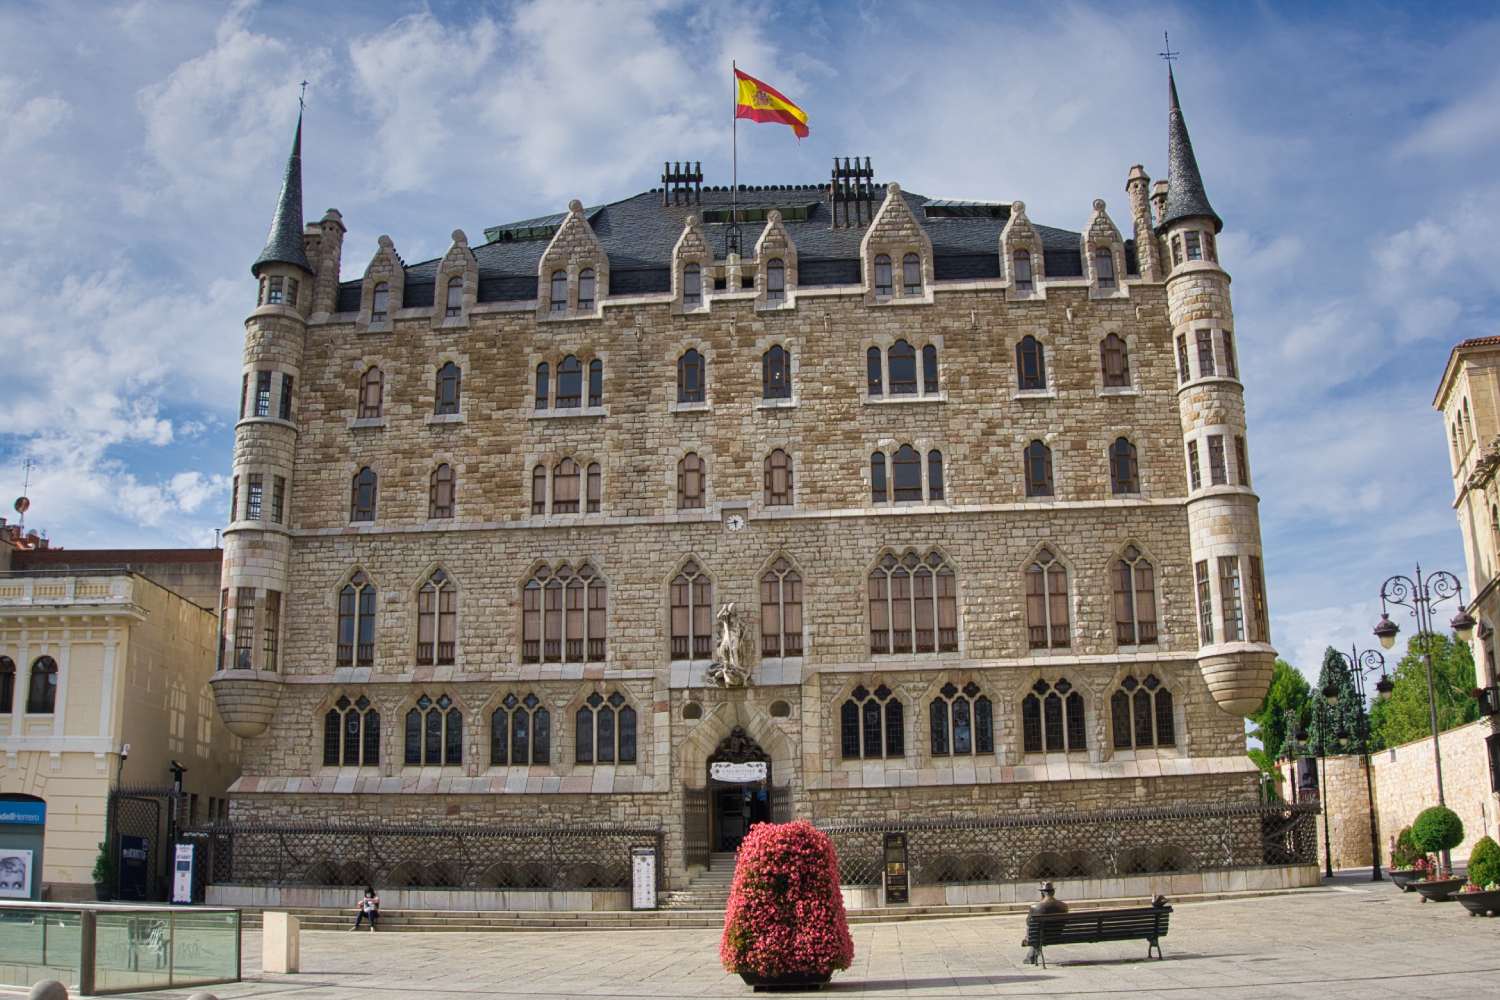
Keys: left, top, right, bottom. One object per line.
{"left": 14, "top": 874, "right": 1500, "bottom": 999}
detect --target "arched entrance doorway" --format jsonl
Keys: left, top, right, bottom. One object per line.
{"left": 707, "top": 727, "right": 770, "bottom": 852}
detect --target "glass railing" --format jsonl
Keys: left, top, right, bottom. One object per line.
{"left": 0, "top": 903, "right": 239, "bottom": 995}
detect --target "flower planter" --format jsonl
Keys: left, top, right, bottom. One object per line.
{"left": 739, "top": 970, "right": 833, "bottom": 992}
{"left": 1457, "top": 888, "right": 1500, "bottom": 917}
{"left": 1412, "top": 877, "right": 1465, "bottom": 902}
{"left": 1389, "top": 869, "right": 1425, "bottom": 891}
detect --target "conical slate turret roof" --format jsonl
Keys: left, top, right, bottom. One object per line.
{"left": 1158, "top": 68, "right": 1221, "bottom": 234}
{"left": 252, "top": 112, "right": 311, "bottom": 276}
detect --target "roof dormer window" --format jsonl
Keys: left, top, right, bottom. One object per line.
{"left": 902, "top": 253, "right": 921, "bottom": 295}
{"left": 371, "top": 283, "right": 389, "bottom": 322}
{"left": 766, "top": 259, "right": 785, "bottom": 302}
{"left": 578, "top": 268, "right": 596, "bottom": 311}
{"left": 1013, "top": 250, "right": 1033, "bottom": 293}
{"left": 683, "top": 264, "right": 702, "bottom": 307}
{"left": 874, "top": 254, "right": 892, "bottom": 297}
{"left": 550, "top": 270, "right": 567, "bottom": 313}
{"left": 445, "top": 277, "right": 462, "bottom": 317}
{"left": 1094, "top": 248, "right": 1115, "bottom": 289}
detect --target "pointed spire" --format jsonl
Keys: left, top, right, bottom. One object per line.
{"left": 252, "top": 111, "right": 311, "bottom": 276}
{"left": 1158, "top": 67, "right": 1222, "bottom": 234}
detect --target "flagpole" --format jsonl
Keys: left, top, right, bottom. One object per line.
{"left": 731, "top": 60, "right": 739, "bottom": 256}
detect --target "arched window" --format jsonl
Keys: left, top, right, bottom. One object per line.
{"left": 429, "top": 464, "right": 455, "bottom": 519}
{"left": 1024, "top": 441, "right": 1053, "bottom": 497}
{"left": 435, "top": 362, "right": 461, "bottom": 415}
{"left": 683, "top": 263, "right": 702, "bottom": 307}
{"left": 1114, "top": 545, "right": 1157, "bottom": 645}
{"left": 764, "top": 449, "right": 793, "bottom": 506}
{"left": 556, "top": 355, "right": 582, "bottom": 408}
{"left": 530, "top": 464, "right": 547, "bottom": 515}
{"left": 1222, "top": 331, "right": 1238, "bottom": 378}
{"left": 840, "top": 684, "right": 903, "bottom": 759}
{"left": 359, "top": 366, "right": 383, "bottom": 419}
{"left": 522, "top": 563, "right": 607, "bottom": 664}
{"left": 575, "top": 692, "right": 637, "bottom": 764}
{"left": 588, "top": 359, "right": 603, "bottom": 407}
{"left": 1094, "top": 248, "right": 1116, "bottom": 289}
{"left": 677, "top": 452, "right": 706, "bottom": 509}
{"left": 1111, "top": 674, "right": 1175, "bottom": 749}
{"left": 1016, "top": 336, "right": 1046, "bottom": 390}
{"left": 404, "top": 693, "right": 462, "bottom": 766}
{"left": 866, "top": 346, "right": 883, "bottom": 396}
{"left": 549, "top": 270, "right": 568, "bottom": 313}
{"left": 1110, "top": 437, "right": 1140, "bottom": 494}
{"left": 1100, "top": 333, "right": 1129, "bottom": 387}
{"left": 873, "top": 254, "right": 893, "bottom": 296}
{"left": 577, "top": 268, "right": 595, "bottom": 310}
{"left": 416, "top": 569, "right": 457, "bottom": 666}
{"left": 927, "top": 450, "right": 944, "bottom": 501}
{"left": 670, "top": 560, "right": 713, "bottom": 660}
{"left": 337, "top": 570, "right": 376, "bottom": 667}
{"left": 350, "top": 467, "right": 377, "bottom": 522}
{"left": 1013, "top": 250, "right": 1033, "bottom": 293}
{"left": 552, "top": 458, "right": 580, "bottom": 513}
{"left": 587, "top": 462, "right": 601, "bottom": 513}
{"left": 888, "top": 340, "right": 917, "bottom": 395}
{"left": 766, "top": 259, "right": 786, "bottom": 302}
{"left": 491, "top": 692, "right": 550, "bottom": 766}
{"left": 902, "top": 253, "right": 922, "bottom": 294}
{"left": 445, "top": 276, "right": 463, "bottom": 317}
{"left": 892, "top": 445, "right": 922, "bottom": 502}
{"left": 323, "top": 695, "right": 380, "bottom": 767}
{"left": 762, "top": 345, "right": 792, "bottom": 399}
{"left": 677, "top": 349, "right": 705, "bottom": 403}
{"left": 922, "top": 344, "right": 939, "bottom": 394}
{"left": 760, "top": 557, "right": 803, "bottom": 657}
{"left": 1022, "top": 678, "right": 1086, "bottom": 752}
{"left": 870, "top": 452, "right": 888, "bottom": 503}
{"left": 930, "top": 681, "right": 993, "bottom": 756}
{"left": 1025, "top": 548, "right": 1069, "bottom": 649}
{"left": 0, "top": 657, "right": 13, "bottom": 713}
{"left": 25, "top": 656, "right": 56, "bottom": 714}
{"left": 371, "top": 282, "right": 389, "bottom": 321}
{"left": 869, "top": 549, "right": 958, "bottom": 654}
{"left": 535, "top": 362, "right": 550, "bottom": 409}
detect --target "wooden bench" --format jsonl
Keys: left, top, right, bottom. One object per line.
{"left": 1022, "top": 902, "right": 1172, "bottom": 968}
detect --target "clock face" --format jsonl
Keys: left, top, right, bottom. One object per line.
{"left": 726, "top": 515, "right": 747, "bottom": 532}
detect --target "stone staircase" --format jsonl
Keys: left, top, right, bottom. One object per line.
{"left": 660, "top": 852, "right": 738, "bottom": 911}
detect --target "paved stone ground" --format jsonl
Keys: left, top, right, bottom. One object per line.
{"left": 12, "top": 875, "right": 1500, "bottom": 999}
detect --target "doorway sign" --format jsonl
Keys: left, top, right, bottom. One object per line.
{"left": 710, "top": 761, "right": 768, "bottom": 784}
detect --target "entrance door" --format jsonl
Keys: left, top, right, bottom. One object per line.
{"left": 713, "top": 785, "right": 770, "bottom": 852}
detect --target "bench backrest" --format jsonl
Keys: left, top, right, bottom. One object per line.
{"left": 1027, "top": 906, "right": 1171, "bottom": 944}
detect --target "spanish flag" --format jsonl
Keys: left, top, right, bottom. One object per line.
{"left": 735, "top": 68, "right": 809, "bottom": 139}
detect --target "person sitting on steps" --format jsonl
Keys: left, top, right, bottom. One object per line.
{"left": 352, "top": 886, "right": 380, "bottom": 932}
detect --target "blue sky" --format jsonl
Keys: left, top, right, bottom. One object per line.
{"left": 0, "top": 0, "right": 1494, "bottom": 680}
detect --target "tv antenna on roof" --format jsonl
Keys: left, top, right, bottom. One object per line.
{"left": 13, "top": 458, "right": 34, "bottom": 531}
{"left": 1159, "top": 31, "right": 1180, "bottom": 65}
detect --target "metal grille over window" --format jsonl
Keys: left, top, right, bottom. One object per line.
{"left": 323, "top": 695, "right": 380, "bottom": 767}
{"left": 1114, "top": 545, "right": 1158, "bottom": 645}
{"left": 337, "top": 570, "right": 376, "bottom": 667}
{"left": 255, "top": 370, "right": 272, "bottom": 417}
{"left": 1022, "top": 678, "right": 1086, "bottom": 753}
{"left": 575, "top": 691, "right": 637, "bottom": 764}
{"left": 491, "top": 692, "right": 549, "bottom": 766}
{"left": 1111, "top": 674, "right": 1175, "bottom": 750}
{"left": 233, "top": 590, "right": 255, "bottom": 670}
{"left": 522, "top": 563, "right": 607, "bottom": 664}
{"left": 1025, "top": 547, "right": 1070, "bottom": 649}
{"left": 929, "top": 681, "right": 993, "bottom": 757}
{"left": 405, "top": 693, "right": 462, "bottom": 766}
{"left": 760, "top": 557, "right": 803, "bottom": 657}
{"left": 416, "top": 569, "right": 457, "bottom": 666}
{"left": 868, "top": 549, "right": 958, "bottom": 654}
{"left": 670, "top": 560, "right": 713, "bottom": 660}
{"left": 840, "top": 683, "right": 904, "bottom": 759}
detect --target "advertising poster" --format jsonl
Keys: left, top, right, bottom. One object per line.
{"left": 0, "top": 849, "right": 33, "bottom": 898}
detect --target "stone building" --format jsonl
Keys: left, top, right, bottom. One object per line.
{"left": 209, "top": 70, "right": 1291, "bottom": 902}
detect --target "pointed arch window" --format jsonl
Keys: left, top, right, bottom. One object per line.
{"left": 557, "top": 355, "right": 583, "bottom": 408}
{"left": 764, "top": 449, "right": 793, "bottom": 506}
{"left": 683, "top": 263, "right": 702, "bottom": 307}
{"left": 762, "top": 345, "right": 791, "bottom": 399}
{"left": 587, "top": 462, "right": 601, "bottom": 513}
{"left": 435, "top": 362, "right": 461, "bottom": 415}
{"left": 416, "top": 569, "right": 457, "bottom": 666}
{"left": 892, "top": 445, "right": 922, "bottom": 502}
{"left": 840, "top": 684, "right": 903, "bottom": 759}
{"left": 405, "top": 693, "right": 462, "bottom": 766}
{"left": 1013, "top": 250, "right": 1033, "bottom": 293}
{"left": 0, "top": 657, "right": 13, "bottom": 714}
{"left": 588, "top": 359, "right": 603, "bottom": 407}
{"left": 1022, "top": 678, "right": 1085, "bottom": 753}
{"left": 1094, "top": 248, "right": 1116, "bottom": 289}
{"left": 866, "top": 347, "right": 883, "bottom": 395}
{"left": 1016, "top": 336, "right": 1046, "bottom": 390}
{"left": 549, "top": 270, "right": 567, "bottom": 313}
{"left": 552, "top": 458, "right": 581, "bottom": 513}
{"left": 760, "top": 557, "right": 803, "bottom": 657}
{"left": 25, "top": 656, "right": 57, "bottom": 714}
{"left": 1025, "top": 548, "right": 1069, "bottom": 649}
{"left": 445, "top": 276, "right": 463, "bottom": 317}
{"left": 350, "top": 467, "right": 377, "bottom": 522}
{"left": 371, "top": 282, "right": 389, "bottom": 322}
{"left": 1109, "top": 437, "right": 1139, "bottom": 494}
{"left": 930, "top": 681, "right": 993, "bottom": 756}
{"left": 874, "top": 254, "right": 893, "bottom": 296}
{"left": 869, "top": 549, "right": 958, "bottom": 655}
{"left": 577, "top": 268, "right": 595, "bottom": 310}
{"left": 677, "top": 452, "right": 706, "bottom": 509}
{"left": 1111, "top": 674, "right": 1175, "bottom": 749}
{"left": 522, "top": 563, "right": 607, "bottom": 664}
{"left": 670, "top": 560, "right": 713, "bottom": 660}
{"left": 1025, "top": 440, "right": 1054, "bottom": 497}
{"left": 337, "top": 570, "right": 376, "bottom": 667}
{"left": 1101, "top": 333, "right": 1129, "bottom": 387}
{"left": 359, "top": 366, "right": 383, "bottom": 419}
{"left": 766, "top": 259, "right": 786, "bottom": 302}
{"left": 575, "top": 692, "right": 637, "bottom": 764}
{"left": 323, "top": 695, "right": 380, "bottom": 767}
{"left": 888, "top": 339, "right": 917, "bottom": 395}
{"left": 677, "top": 349, "right": 705, "bottom": 403}
{"left": 535, "top": 362, "right": 550, "bottom": 409}
{"left": 902, "top": 253, "right": 922, "bottom": 294}
{"left": 491, "top": 692, "right": 550, "bottom": 766}
{"left": 927, "top": 450, "right": 944, "bottom": 501}
{"left": 429, "top": 464, "right": 455, "bottom": 519}
{"left": 870, "top": 452, "right": 888, "bottom": 503}
{"left": 531, "top": 464, "right": 547, "bottom": 514}
{"left": 1114, "top": 545, "right": 1158, "bottom": 645}
{"left": 922, "top": 344, "right": 939, "bottom": 394}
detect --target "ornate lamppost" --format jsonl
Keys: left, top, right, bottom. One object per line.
{"left": 1374, "top": 565, "right": 1476, "bottom": 869}
{"left": 1320, "top": 645, "right": 1393, "bottom": 881}
{"left": 1316, "top": 705, "right": 1334, "bottom": 878}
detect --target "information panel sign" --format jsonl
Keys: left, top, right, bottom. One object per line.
{"left": 631, "top": 845, "right": 658, "bottom": 910}
{"left": 883, "top": 831, "right": 909, "bottom": 905}
{"left": 171, "top": 844, "right": 195, "bottom": 904}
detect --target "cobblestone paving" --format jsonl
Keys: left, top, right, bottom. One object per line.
{"left": 16, "top": 876, "right": 1500, "bottom": 998}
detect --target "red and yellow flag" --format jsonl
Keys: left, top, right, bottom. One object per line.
{"left": 734, "top": 68, "right": 809, "bottom": 138}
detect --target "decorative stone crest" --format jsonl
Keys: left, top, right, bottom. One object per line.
{"left": 706, "top": 602, "right": 755, "bottom": 688}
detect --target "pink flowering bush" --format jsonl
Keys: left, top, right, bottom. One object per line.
{"left": 719, "top": 820, "right": 855, "bottom": 980}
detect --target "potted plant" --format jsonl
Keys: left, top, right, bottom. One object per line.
{"left": 90, "top": 841, "right": 113, "bottom": 901}
{"left": 1410, "top": 806, "right": 1466, "bottom": 902}
{"left": 1388, "top": 827, "right": 1424, "bottom": 890}
{"left": 720, "top": 820, "right": 854, "bottom": 990}
{"left": 1457, "top": 837, "right": 1500, "bottom": 916}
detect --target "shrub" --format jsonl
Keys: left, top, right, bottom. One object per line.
{"left": 90, "top": 842, "right": 113, "bottom": 886}
{"left": 1469, "top": 836, "right": 1500, "bottom": 888}
{"left": 720, "top": 820, "right": 854, "bottom": 979}
{"left": 1411, "top": 805, "right": 1465, "bottom": 855}
{"left": 1391, "top": 827, "right": 1419, "bottom": 869}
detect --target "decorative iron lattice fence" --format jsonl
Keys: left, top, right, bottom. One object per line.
{"left": 181, "top": 823, "right": 663, "bottom": 891}
{"left": 819, "top": 802, "right": 1320, "bottom": 886}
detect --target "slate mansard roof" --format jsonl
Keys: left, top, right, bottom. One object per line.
{"left": 333, "top": 186, "right": 1137, "bottom": 313}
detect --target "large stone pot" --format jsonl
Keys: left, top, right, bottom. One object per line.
{"left": 1388, "top": 869, "right": 1424, "bottom": 891}
{"left": 738, "top": 970, "right": 833, "bottom": 992}
{"left": 1457, "top": 888, "right": 1500, "bottom": 916}
{"left": 1413, "top": 877, "right": 1465, "bottom": 902}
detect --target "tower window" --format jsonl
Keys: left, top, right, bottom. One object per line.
{"left": 371, "top": 282, "right": 389, "bottom": 321}
{"left": 435, "top": 362, "right": 461, "bottom": 415}
{"left": 267, "top": 276, "right": 284, "bottom": 305}
{"left": 1109, "top": 437, "right": 1139, "bottom": 494}
{"left": 1184, "top": 231, "right": 1203, "bottom": 261}
{"left": 762, "top": 345, "right": 791, "bottom": 399}
{"left": 350, "top": 467, "right": 377, "bottom": 522}
{"left": 246, "top": 474, "right": 263, "bottom": 520}
{"left": 1025, "top": 440, "right": 1053, "bottom": 497}
{"left": 1208, "top": 435, "right": 1227, "bottom": 485}
{"left": 1016, "top": 336, "right": 1046, "bottom": 390}
{"left": 1186, "top": 440, "right": 1201, "bottom": 491}
{"left": 1100, "top": 334, "right": 1129, "bottom": 387}
{"left": 1094, "top": 248, "right": 1116, "bottom": 289}
{"left": 1196, "top": 330, "right": 1215, "bottom": 378}
{"left": 445, "top": 277, "right": 463, "bottom": 317}
{"left": 272, "top": 475, "right": 286, "bottom": 523}
{"left": 683, "top": 263, "right": 702, "bottom": 307}
{"left": 677, "top": 349, "right": 705, "bottom": 403}
{"left": 279, "top": 374, "right": 294, "bottom": 420}
{"left": 766, "top": 259, "right": 785, "bottom": 302}
{"left": 1013, "top": 250, "right": 1033, "bottom": 293}
{"left": 254, "top": 370, "right": 272, "bottom": 417}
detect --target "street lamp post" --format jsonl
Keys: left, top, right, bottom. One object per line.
{"left": 1321, "top": 645, "right": 1393, "bottom": 882}
{"left": 1317, "top": 700, "right": 1334, "bottom": 878}
{"left": 1374, "top": 564, "right": 1475, "bottom": 870}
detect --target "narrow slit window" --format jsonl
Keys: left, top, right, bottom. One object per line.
{"left": 445, "top": 277, "right": 463, "bottom": 317}
{"left": 766, "top": 259, "right": 785, "bottom": 302}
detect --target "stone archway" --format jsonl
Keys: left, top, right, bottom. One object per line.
{"left": 706, "top": 727, "right": 771, "bottom": 853}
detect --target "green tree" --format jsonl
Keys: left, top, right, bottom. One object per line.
{"left": 1307, "top": 647, "right": 1365, "bottom": 756}
{"left": 1367, "top": 633, "right": 1479, "bottom": 751}
{"left": 1247, "top": 658, "right": 1311, "bottom": 773}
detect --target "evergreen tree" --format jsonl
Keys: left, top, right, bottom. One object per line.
{"left": 1307, "top": 647, "right": 1364, "bottom": 756}
{"left": 1247, "top": 658, "right": 1312, "bottom": 772}
{"left": 1367, "top": 633, "right": 1479, "bottom": 751}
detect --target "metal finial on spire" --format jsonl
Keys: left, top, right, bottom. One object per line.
{"left": 1158, "top": 31, "right": 1179, "bottom": 65}
{"left": 299, "top": 80, "right": 309, "bottom": 109}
